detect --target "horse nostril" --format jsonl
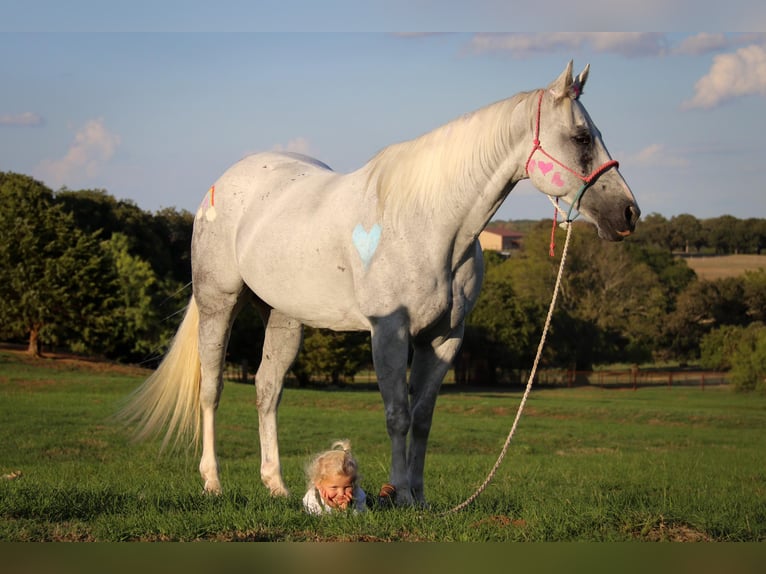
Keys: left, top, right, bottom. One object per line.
{"left": 625, "top": 205, "right": 640, "bottom": 230}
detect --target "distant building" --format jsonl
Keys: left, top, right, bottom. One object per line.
{"left": 478, "top": 228, "right": 524, "bottom": 254}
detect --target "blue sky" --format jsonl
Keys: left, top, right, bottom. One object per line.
{"left": 2, "top": 7, "right": 765, "bottom": 222}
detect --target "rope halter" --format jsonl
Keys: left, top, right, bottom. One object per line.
{"left": 525, "top": 89, "right": 619, "bottom": 222}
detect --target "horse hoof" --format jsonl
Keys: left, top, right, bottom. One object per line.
{"left": 203, "top": 479, "right": 222, "bottom": 495}
{"left": 268, "top": 486, "right": 290, "bottom": 497}
{"left": 263, "top": 478, "right": 289, "bottom": 497}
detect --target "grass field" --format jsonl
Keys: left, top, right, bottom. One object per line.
{"left": 1, "top": 348, "right": 765, "bottom": 542}
{"left": 682, "top": 254, "right": 766, "bottom": 280}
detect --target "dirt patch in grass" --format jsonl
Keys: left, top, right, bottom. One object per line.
{"left": 638, "top": 517, "right": 712, "bottom": 542}
{"left": 49, "top": 523, "right": 98, "bottom": 542}
{"left": 202, "top": 529, "right": 424, "bottom": 542}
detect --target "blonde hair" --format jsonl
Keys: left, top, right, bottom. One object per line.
{"left": 305, "top": 440, "right": 360, "bottom": 488}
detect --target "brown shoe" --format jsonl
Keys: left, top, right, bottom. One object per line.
{"left": 378, "top": 483, "right": 396, "bottom": 508}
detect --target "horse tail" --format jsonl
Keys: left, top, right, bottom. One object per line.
{"left": 118, "top": 296, "right": 201, "bottom": 451}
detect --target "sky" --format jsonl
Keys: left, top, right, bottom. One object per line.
{"left": 2, "top": 3, "right": 766, "bottom": 223}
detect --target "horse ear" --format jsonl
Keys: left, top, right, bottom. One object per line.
{"left": 548, "top": 60, "right": 574, "bottom": 101}
{"left": 572, "top": 64, "right": 590, "bottom": 99}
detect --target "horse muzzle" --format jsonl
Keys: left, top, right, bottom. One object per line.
{"left": 595, "top": 201, "right": 640, "bottom": 241}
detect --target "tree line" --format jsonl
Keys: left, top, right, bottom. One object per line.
{"left": 465, "top": 220, "right": 765, "bottom": 391}
{"left": 490, "top": 212, "right": 766, "bottom": 256}
{"left": 1, "top": 171, "right": 764, "bottom": 391}
{"left": 640, "top": 213, "right": 766, "bottom": 255}
{"left": 0, "top": 173, "right": 192, "bottom": 362}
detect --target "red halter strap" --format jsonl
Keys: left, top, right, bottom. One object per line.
{"left": 525, "top": 90, "right": 619, "bottom": 187}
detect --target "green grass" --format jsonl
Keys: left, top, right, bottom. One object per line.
{"left": 1, "top": 349, "right": 765, "bottom": 541}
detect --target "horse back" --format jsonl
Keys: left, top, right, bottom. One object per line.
{"left": 193, "top": 152, "right": 374, "bottom": 330}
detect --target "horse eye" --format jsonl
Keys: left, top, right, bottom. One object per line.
{"left": 572, "top": 133, "right": 592, "bottom": 146}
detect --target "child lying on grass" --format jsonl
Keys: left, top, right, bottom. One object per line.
{"left": 302, "top": 439, "right": 367, "bottom": 515}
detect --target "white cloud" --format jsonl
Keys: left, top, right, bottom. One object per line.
{"left": 587, "top": 33, "right": 668, "bottom": 57}
{"left": 624, "top": 143, "right": 689, "bottom": 169}
{"left": 672, "top": 33, "right": 729, "bottom": 56}
{"left": 682, "top": 44, "right": 766, "bottom": 109}
{"left": 672, "top": 33, "right": 765, "bottom": 56}
{"left": 0, "top": 112, "right": 44, "bottom": 127}
{"left": 738, "top": 33, "right": 766, "bottom": 46}
{"left": 272, "top": 137, "right": 312, "bottom": 155}
{"left": 468, "top": 33, "right": 668, "bottom": 59}
{"left": 35, "top": 118, "right": 120, "bottom": 187}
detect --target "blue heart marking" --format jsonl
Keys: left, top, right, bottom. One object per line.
{"left": 352, "top": 223, "right": 381, "bottom": 269}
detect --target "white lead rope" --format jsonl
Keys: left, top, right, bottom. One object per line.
{"left": 442, "top": 217, "right": 573, "bottom": 515}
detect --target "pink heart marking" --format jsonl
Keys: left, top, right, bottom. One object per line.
{"left": 551, "top": 172, "right": 565, "bottom": 187}
{"left": 538, "top": 161, "right": 553, "bottom": 175}
{"left": 527, "top": 159, "right": 536, "bottom": 173}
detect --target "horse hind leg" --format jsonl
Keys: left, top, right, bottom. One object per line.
{"left": 196, "top": 289, "right": 247, "bottom": 494}
{"left": 255, "top": 307, "right": 303, "bottom": 497}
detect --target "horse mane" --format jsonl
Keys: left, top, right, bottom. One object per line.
{"left": 367, "top": 91, "right": 531, "bottom": 224}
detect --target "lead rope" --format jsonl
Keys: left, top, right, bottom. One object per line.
{"left": 441, "top": 214, "right": 573, "bottom": 515}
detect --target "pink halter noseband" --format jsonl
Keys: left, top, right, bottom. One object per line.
{"left": 525, "top": 90, "right": 619, "bottom": 222}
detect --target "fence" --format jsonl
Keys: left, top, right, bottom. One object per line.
{"left": 518, "top": 367, "right": 729, "bottom": 390}
{"left": 224, "top": 361, "right": 252, "bottom": 384}
{"left": 223, "top": 361, "right": 729, "bottom": 390}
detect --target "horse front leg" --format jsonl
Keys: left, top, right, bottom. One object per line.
{"left": 255, "top": 308, "right": 303, "bottom": 497}
{"left": 371, "top": 315, "right": 412, "bottom": 505}
{"left": 408, "top": 329, "right": 464, "bottom": 505}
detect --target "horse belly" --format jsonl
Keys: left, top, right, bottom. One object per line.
{"left": 233, "top": 175, "right": 371, "bottom": 332}
{"left": 244, "top": 251, "right": 369, "bottom": 331}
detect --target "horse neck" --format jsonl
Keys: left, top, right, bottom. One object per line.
{"left": 369, "top": 91, "right": 536, "bottom": 260}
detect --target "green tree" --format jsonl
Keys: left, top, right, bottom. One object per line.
{"left": 669, "top": 213, "right": 703, "bottom": 253}
{"left": 227, "top": 304, "right": 266, "bottom": 369}
{"left": 624, "top": 241, "right": 695, "bottom": 308}
{"left": 500, "top": 222, "right": 669, "bottom": 367}
{"left": 704, "top": 215, "right": 740, "bottom": 254}
{"left": 634, "top": 213, "right": 672, "bottom": 251}
{"left": 0, "top": 173, "right": 120, "bottom": 356}
{"left": 55, "top": 188, "right": 122, "bottom": 235}
{"left": 729, "top": 324, "right": 766, "bottom": 392}
{"left": 463, "top": 221, "right": 673, "bottom": 374}
{"left": 293, "top": 328, "right": 371, "bottom": 385}
{"left": 151, "top": 207, "right": 194, "bottom": 284}
{"left": 749, "top": 218, "right": 766, "bottom": 255}
{"left": 48, "top": 231, "right": 122, "bottom": 356}
{"left": 699, "top": 324, "right": 747, "bottom": 371}
{"left": 96, "top": 233, "right": 169, "bottom": 361}
{"left": 463, "top": 251, "right": 544, "bottom": 384}
{"left": 55, "top": 188, "right": 192, "bottom": 283}
{"left": 561, "top": 227, "right": 669, "bottom": 363}
{"left": 663, "top": 277, "right": 749, "bottom": 360}
{"left": 743, "top": 269, "right": 766, "bottom": 323}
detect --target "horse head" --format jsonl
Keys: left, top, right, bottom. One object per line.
{"left": 525, "top": 61, "right": 640, "bottom": 241}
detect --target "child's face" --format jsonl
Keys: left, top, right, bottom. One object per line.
{"left": 316, "top": 473, "right": 355, "bottom": 509}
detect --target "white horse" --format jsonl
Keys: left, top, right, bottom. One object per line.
{"left": 120, "top": 62, "right": 639, "bottom": 505}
